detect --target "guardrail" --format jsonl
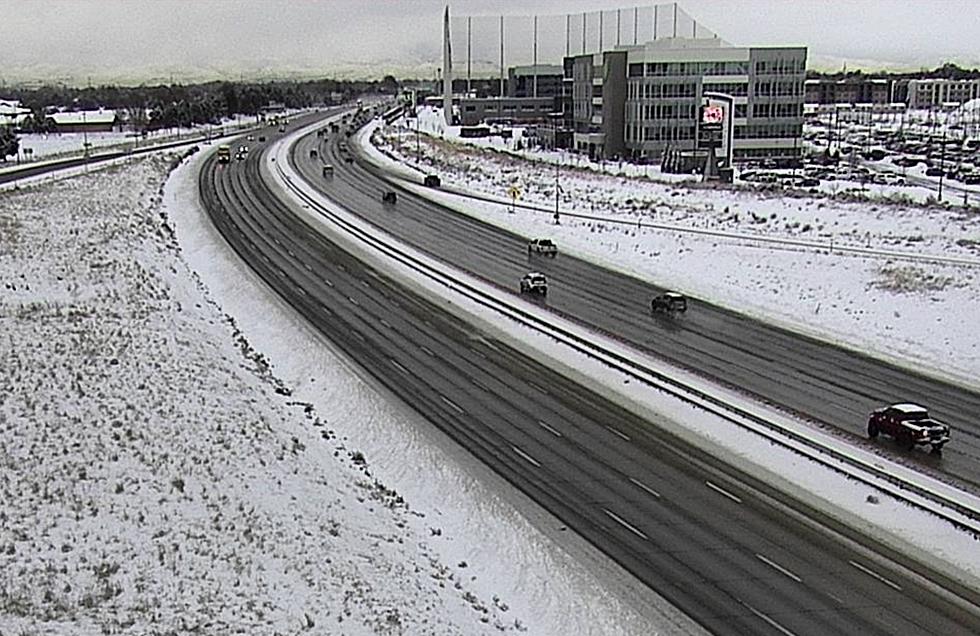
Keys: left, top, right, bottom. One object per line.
{"left": 271, "top": 135, "right": 980, "bottom": 538}
{"left": 364, "top": 122, "right": 980, "bottom": 269}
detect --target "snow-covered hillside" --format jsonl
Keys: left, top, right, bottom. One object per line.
{"left": 0, "top": 153, "right": 526, "bottom": 635}
{"left": 0, "top": 146, "right": 680, "bottom": 635}
{"left": 369, "top": 113, "right": 980, "bottom": 383}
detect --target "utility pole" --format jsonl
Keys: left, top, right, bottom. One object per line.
{"left": 416, "top": 115, "right": 421, "bottom": 166}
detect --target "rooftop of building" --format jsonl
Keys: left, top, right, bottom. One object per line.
{"left": 47, "top": 109, "right": 117, "bottom": 125}
{"left": 510, "top": 64, "right": 563, "bottom": 76}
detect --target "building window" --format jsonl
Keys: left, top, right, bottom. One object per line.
{"left": 629, "top": 63, "right": 643, "bottom": 77}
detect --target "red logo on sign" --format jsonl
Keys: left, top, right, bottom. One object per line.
{"left": 702, "top": 105, "right": 724, "bottom": 124}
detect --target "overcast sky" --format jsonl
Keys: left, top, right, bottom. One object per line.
{"left": 2, "top": 0, "right": 977, "bottom": 85}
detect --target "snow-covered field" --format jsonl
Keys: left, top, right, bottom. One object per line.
{"left": 0, "top": 144, "right": 680, "bottom": 633}
{"left": 370, "top": 110, "right": 980, "bottom": 383}
{"left": 6, "top": 111, "right": 281, "bottom": 166}
{"left": 0, "top": 154, "right": 523, "bottom": 635}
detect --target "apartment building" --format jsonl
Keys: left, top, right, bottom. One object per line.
{"left": 804, "top": 78, "right": 892, "bottom": 105}
{"left": 905, "top": 78, "right": 980, "bottom": 108}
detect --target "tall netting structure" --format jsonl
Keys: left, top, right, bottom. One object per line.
{"left": 449, "top": 3, "right": 720, "bottom": 92}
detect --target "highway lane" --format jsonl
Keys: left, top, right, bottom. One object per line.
{"left": 290, "top": 123, "right": 980, "bottom": 492}
{"left": 0, "top": 133, "right": 249, "bottom": 185}
{"left": 197, "top": 116, "right": 980, "bottom": 635}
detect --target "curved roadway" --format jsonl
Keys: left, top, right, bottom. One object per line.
{"left": 198, "top": 111, "right": 980, "bottom": 635}
{"left": 290, "top": 120, "right": 980, "bottom": 494}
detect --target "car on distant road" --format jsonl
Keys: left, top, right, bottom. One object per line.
{"left": 520, "top": 272, "right": 548, "bottom": 295}
{"left": 423, "top": 174, "right": 441, "bottom": 188}
{"left": 322, "top": 165, "right": 334, "bottom": 178}
{"left": 867, "top": 403, "right": 950, "bottom": 453}
{"left": 382, "top": 191, "right": 397, "bottom": 204}
{"left": 651, "top": 292, "right": 687, "bottom": 314}
{"left": 527, "top": 238, "right": 557, "bottom": 257}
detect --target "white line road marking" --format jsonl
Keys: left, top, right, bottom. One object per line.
{"left": 351, "top": 330, "right": 365, "bottom": 342}
{"left": 705, "top": 481, "right": 743, "bottom": 504}
{"left": 296, "top": 287, "right": 307, "bottom": 296}
{"left": 379, "top": 319, "right": 392, "bottom": 329}
{"left": 849, "top": 560, "right": 902, "bottom": 591}
{"left": 420, "top": 345, "right": 435, "bottom": 357}
{"left": 739, "top": 600, "right": 797, "bottom": 636}
{"left": 348, "top": 296, "right": 359, "bottom": 306}
{"left": 472, "top": 379, "right": 489, "bottom": 392}
{"left": 304, "top": 262, "right": 312, "bottom": 271}
{"left": 440, "top": 395, "right": 465, "bottom": 415}
{"left": 389, "top": 359, "right": 408, "bottom": 374}
{"left": 603, "top": 509, "right": 648, "bottom": 540}
{"left": 756, "top": 554, "right": 802, "bottom": 583}
{"left": 361, "top": 280, "right": 371, "bottom": 288}
{"left": 482, "top": 339, "right": 501, "bottom": 352}
{"left": 606, "top": 425, "right": 631, "bottom": 441}
{"left": 528, "top": 381, "right": 548, "bottom": 394}
{"left": 512, "top": 445, "right": 541, "bottom": 468}
{"left": 538, "top": 421, "right": 562, "bottom": 437}
{"left": 629, "top": 478, "right": 661, "bottom": 499}
{"left": 323, "top": 278, "right": 333, "bottom": 287}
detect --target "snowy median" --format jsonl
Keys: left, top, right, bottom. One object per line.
{"left": 269, "top": 118, "right": 980, "bottom": 596}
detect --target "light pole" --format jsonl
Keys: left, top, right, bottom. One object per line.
{"left": 550, "top": 112, "right": 561, "bottom": 224}
{"left": 938, "top": 124, "right": 946, "bottom": 202}
{"left": 81, "top": 110, "right": 88, "bottom": 157}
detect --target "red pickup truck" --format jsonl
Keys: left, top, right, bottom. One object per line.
{"left": 868, "top": 403, "right": 950, "bottom": 453}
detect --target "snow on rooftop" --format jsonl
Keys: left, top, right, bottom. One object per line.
{"left": 891, "top": 403, "right": 929, "bottom": 413}
{"left": 48, "top": 109, "right": 117, "bottom": 125}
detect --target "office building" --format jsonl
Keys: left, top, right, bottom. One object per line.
{"left": 566, "top": 36, "right": 807, "bottom": 164}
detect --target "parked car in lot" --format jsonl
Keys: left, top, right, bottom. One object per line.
{"left": 423, "top": 174, "right": 441, "bottom": 188}
{"left": 527, "top": 238, "right": 557, "bottom": 257}
{"left": 519, "top": 272, "right": 548, "bottom": 295}
{"left": 382, "top": 190, "right": 397, "bottom": 204}
{"left": 867, "top": 403, "right": 950, "bottom": 453}
{"left": 651, "top": 292, "right": 687, "bottom": 314}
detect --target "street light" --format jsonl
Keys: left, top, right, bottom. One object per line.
{"left": 549, "top": 112, "right": 562, "bottom": 224}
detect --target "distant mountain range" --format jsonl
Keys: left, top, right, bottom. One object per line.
{"left": 2, "top": 52, "right": 978, "bottom": 88}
